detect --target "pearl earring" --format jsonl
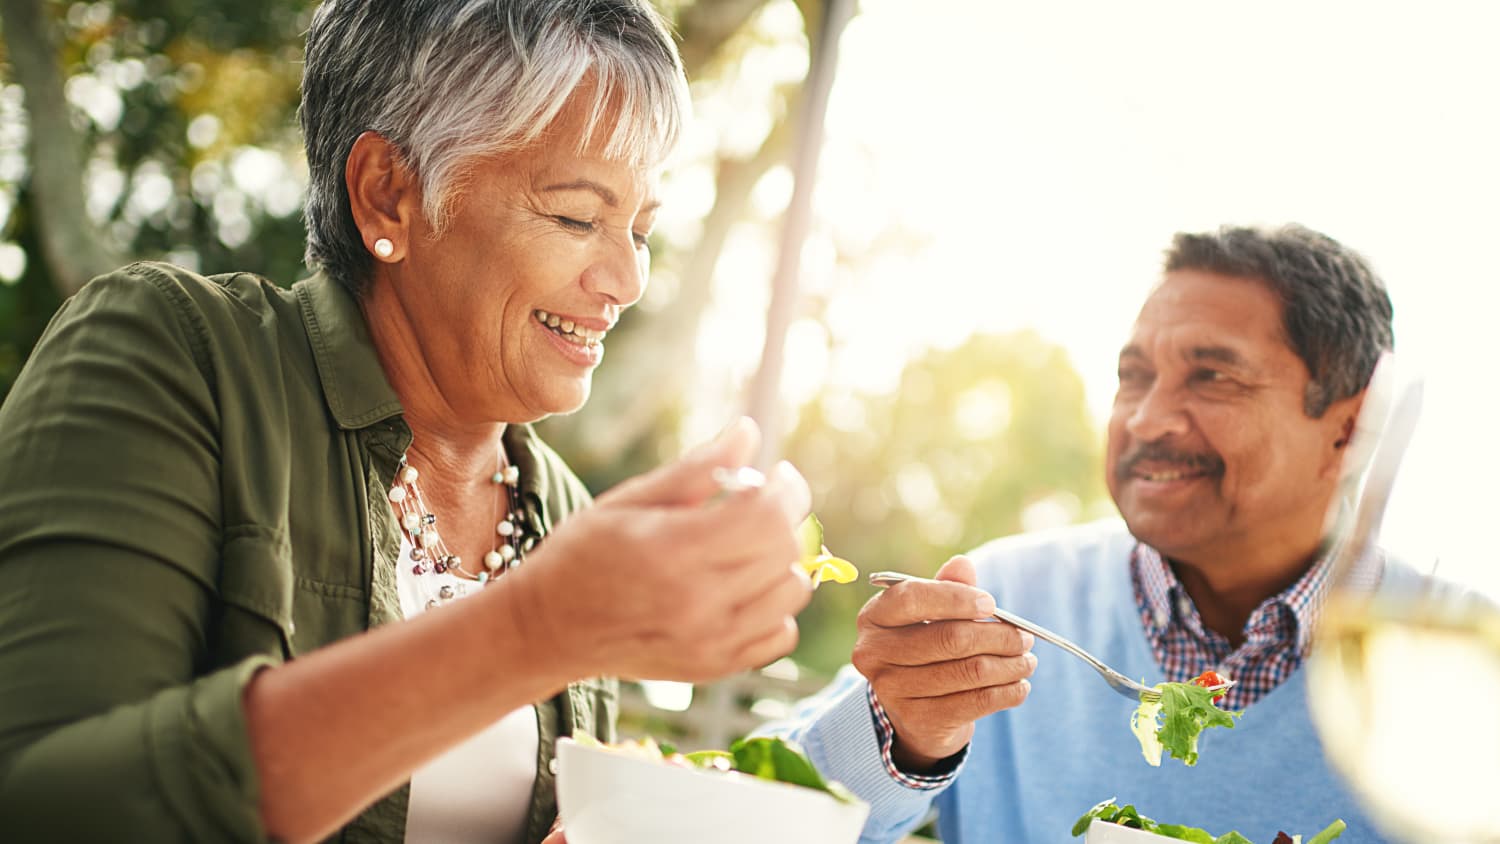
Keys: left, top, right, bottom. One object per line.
{"left": 373, "top": 238, "right": 395, "bottom": 259}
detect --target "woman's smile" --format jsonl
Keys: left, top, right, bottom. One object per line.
{"left": 533, "top": 308, "right": 608, "bottom": 368}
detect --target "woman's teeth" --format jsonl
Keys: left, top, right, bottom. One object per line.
{"left": 534, "top": 310, "right": 604, "bottom": 346}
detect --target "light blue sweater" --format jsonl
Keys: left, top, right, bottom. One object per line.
{"left": 767, "top": 520, "right": 1412, "bottom": 844}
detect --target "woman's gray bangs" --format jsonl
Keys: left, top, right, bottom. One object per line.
{"left": 577, "top": 43, "right": 690, "bottom": 167}
{"left": 410, "top": 23, "right": 689, "bottom": 232}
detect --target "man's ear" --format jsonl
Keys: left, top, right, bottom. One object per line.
{"left": 345, "top": 131, "right": 420, "bottom": 262}
{"left": 1322, "top": 390, "right": 1366, "bottom": 481}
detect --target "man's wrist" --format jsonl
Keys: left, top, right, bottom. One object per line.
{"left": 865, "top": 684, "right": 967, "bottom": 790}
{"left": 889, "top": 737, "right": 966, "bottom": 777}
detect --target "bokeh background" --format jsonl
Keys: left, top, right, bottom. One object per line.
{"left": 2, "top": 0, "right": 1496, "bottom": 709}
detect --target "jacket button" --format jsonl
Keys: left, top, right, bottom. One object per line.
{"left": 548, "top": 758, "right": 558, "bottom": 775}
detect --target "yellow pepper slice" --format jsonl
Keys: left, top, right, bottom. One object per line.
{"left": 796, "top": 514, "right": 859, "bottom": 585}
{"left": 801, "top": 552, "right": 859, "bottom": 585}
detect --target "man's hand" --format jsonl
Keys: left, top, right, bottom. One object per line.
{"left": 852, "top": 556, "right": 1036, "bottom": 771}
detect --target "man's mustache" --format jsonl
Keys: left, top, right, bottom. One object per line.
{"left": 1115, "top": 442, "right": 1225, "bottom": 482}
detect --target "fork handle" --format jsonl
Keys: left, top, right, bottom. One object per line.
{"left": 869, "top": 570, "right": 1142, "bottom": 690}
{"left": 869, "top": 570, "right": 1080, "bottom": 649}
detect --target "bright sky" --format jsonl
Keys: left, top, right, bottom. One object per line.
{"left": 677, "top": 0, "right": 1500, "bottom": 599}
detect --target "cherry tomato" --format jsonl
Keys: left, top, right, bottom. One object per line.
{"left": 1191, "top": 669, "right": 1227, "bottom": 688}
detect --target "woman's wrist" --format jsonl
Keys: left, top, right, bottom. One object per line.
{"left": 485, "top": 555, "right": 596, "bottom": 687}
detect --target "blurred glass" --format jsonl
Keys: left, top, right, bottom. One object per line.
{"left": 1307, "top": 358, "right": 1500, "bottom": 843}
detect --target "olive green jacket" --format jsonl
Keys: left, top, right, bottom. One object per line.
{"left": 0, "top": 262, "right": 616, "bottom": 843}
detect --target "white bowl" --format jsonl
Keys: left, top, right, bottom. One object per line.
{"left": 555, "top": 738, "right": 870, "bottom": 844}
{"left": 1085, "top": 819, "right": 1177, "bottom": 842}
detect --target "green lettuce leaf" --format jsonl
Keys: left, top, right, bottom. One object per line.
{"left": 728, "top": 736, "right": 858, "bottom": 803}
{"left": 1151, "top": 681, "right": 1242, "bottom": 766}
{"left": 1153, "top": 823, "right": 1216, "bottom": 843}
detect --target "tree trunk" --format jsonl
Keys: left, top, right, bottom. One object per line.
{"left": 1, "top": 0, "right": 118, "bottom": 296}
{"left": 744, "top": 0, "right": 852, "bottom": 467}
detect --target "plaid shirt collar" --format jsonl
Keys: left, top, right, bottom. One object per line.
{"left": 1133, "top": 542, "right": 1336, "bottom": 661}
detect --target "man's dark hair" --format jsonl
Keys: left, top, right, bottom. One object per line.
{"left": 1165, "top": 224, "right": 1394, "bottom": 418}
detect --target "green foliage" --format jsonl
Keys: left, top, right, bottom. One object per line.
{"left": 1, "top": 0, "right": 315, "bottom": 395}
{"left": 781, "top": 331, "right": 1108, "bottom": 673}
{"left": 0, "top": 189, "right": 62, "bottom": 386}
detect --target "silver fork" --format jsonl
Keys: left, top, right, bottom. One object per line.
{"left": 868, "top": 571, "right": 1235, "bottom": 703}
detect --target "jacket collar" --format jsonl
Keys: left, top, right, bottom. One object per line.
{"left": 295, "top": 272, "right": 405, "bottom": 430}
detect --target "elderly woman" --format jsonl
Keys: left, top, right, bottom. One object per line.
{"left": 0, "top": 1, "right": 814, "bottom": 842}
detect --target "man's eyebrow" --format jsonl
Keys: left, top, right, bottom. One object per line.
{"left": 1188, "top": 345, "right": 1251, "bottom": 368}
{"left": 1118, "top": 344, "right": 1145, "bottom": 361}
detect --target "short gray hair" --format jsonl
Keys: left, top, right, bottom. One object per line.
{"left": 1164, "top": 224, "right": 1394, "bottom": 418}
{"left": 300, "top": 0, "right": 691, "bottom": 295}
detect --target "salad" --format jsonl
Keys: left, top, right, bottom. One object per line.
{"left": 1073, "top": 798, "right": 1346, "bottom": 844}
{"left": 1131, "top": 670, "right": 1241, "bottom": 767}
{"left": 571, "top": 733, "right": 858, "bottom": 803}
{"left": 797, "top": 513, "right": 858, "bottom": 586}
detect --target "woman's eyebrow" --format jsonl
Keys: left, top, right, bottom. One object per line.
{"left": 540, "top": 179, "right": 660, "bottom": 215}
{"left": 541, "top": 179, "right": 619, "bottom": 206}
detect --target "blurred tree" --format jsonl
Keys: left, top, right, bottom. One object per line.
{"left": 781, "top": 331, "right": 1112, "bottom": 673}
{"left": 0, "top": 0, "right": 314, "bottom": 392}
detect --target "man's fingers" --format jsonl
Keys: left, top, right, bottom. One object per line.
{"left": 934, "top": 554, "right": 979, "bottom": 587}
{"left": 859, "top": 577, "right": 998, "bottom": 628}
{"left": 869, "top": 652, "right": 1038, "bottom": 699}
{"left": 886, "top": 680, "right": 1033, "bottom": 726}
{"left": 857, "top": 618, "right": 1034, "bottom": 666}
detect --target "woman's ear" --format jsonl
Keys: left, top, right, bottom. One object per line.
{"left": 346, "top": 131, "right": 420, "bottom": 262}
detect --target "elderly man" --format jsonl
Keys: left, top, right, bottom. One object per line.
{"left": 768, "top": 224, "right": 1416, "bottom": 843}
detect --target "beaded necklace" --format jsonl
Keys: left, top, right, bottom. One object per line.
{"left": 387, "top": 445, "right": 531, "bottom": 587}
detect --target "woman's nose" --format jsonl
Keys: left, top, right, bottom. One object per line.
{"left": 582, "top": 234, "right": 648, "bottom": 307}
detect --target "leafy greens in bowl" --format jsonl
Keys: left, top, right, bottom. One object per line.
{"left": 1075, "top": 798, "right": 1346, "bottom": 844}
{"left": 557, "top": 735, "right": 869, "bottom": 844}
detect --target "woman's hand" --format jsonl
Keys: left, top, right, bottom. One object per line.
{"left": 511, "top": 418, "right": 814, "bottom": 682}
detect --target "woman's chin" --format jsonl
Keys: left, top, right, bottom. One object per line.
{"left": 519, "top": 379, "right": 593, "bottom": 420}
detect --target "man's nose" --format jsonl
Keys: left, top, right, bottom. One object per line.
{"left": 1125, "top": 383, "right": 1190, "bottom": 443}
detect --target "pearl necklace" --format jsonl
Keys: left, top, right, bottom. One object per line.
{"left": 387, "top": 448, "right": 531, "bottom": 586}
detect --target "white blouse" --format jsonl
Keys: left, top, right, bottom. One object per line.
{"left": 397, "top": 536, "right": 539, "bottom": 844}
